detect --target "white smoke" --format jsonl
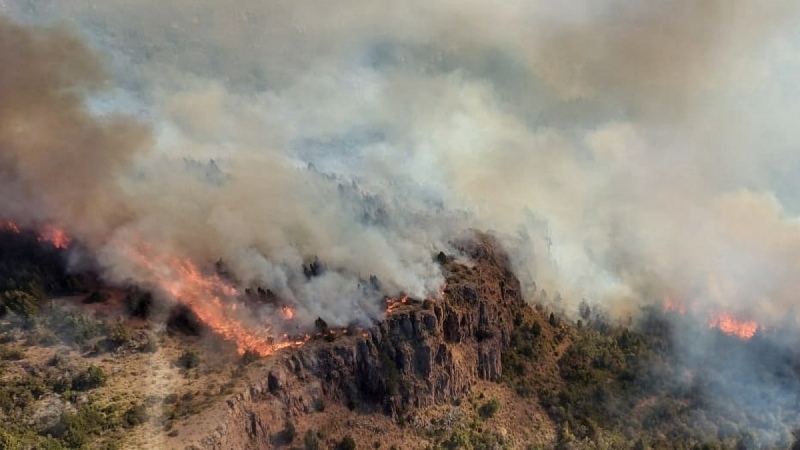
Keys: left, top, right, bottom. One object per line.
{"left": 2, "top": 1, "right": 800, "bottom": 329}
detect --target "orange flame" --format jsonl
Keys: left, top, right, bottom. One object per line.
{"left": 0, "top": 219, "right": 71, "bottom": 249}
{"left": 0, "top": 219, "right": 20, "bottom": 233}
{"left": 386, "top": 294, "right": 408, "bottom": 313}
{"left": 122, "top": 243, "right": 308, "bottom": 356}
{"left": 37, "top": 224, "right": 72, "bottom": 249}
{"left": 708, "top": 312, "right": 758, "bottom": 340}
{"left": 0, "top": 218, "right": 393, "bottom": 355}
{"left": 662, "top": 297, "right": 759, "bottom": 340}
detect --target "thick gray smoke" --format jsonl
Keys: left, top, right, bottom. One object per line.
{"left": 3, "top": 1, "right": 800, "bottom": 332}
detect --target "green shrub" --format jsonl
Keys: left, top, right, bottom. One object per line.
{"left": 107, "top": 318, "right": 132, "bottom": 348}
{"left": 61, "top": 312, "right": 107, "bottom": 346}
{"left": 62, "top": 427, "right": 88, "bottom": 448}
{"left": 45, "top": 404, "right": 119, "bottom": 448}
{"left": 275, "top": 419, "right": 296, "bottom": 444}
{"left": 176, "top": 349, "right": 200, "bottom": 369}
{"left": 478, "top": 398, "right": 500, "bottom": 420}
{"left": 30, "top": 325, "right": 59, "bottom": 346}
{"left": 51, "top": 403, "right": 117, "bottom": 447}
{"left": 72, "top": 365, "right": 106, "bottom": 391}
{"left": 124, "top": 291, "right": 153, "bottom": 319}
{"left": 0, "top": 429, "right": 21, "bottom": 450}
{"left": 1, "top": 290, "right": 39, "bottom": 321}
{"left": 304, "top": 430, "right": 320, "bottom": 450}
{"left": 336, "top": 434, "right": 357, "bottom": 450}
{"left": 443, "top": 429, "right": 470, "bottom": 449}
{"left": 124, "top": 403, "right": 148, "bottom": 427}
{"left": 47, "top": 350, "right": 69, "bottom": 367}
{"left": 141, "top": 335, "right": 159, "bottom": 353}
{"left": 531, "top": 322, "right": 542, "bottom": 338}
{"left": 0, "top": 346, "right": 25, "bottom": 361}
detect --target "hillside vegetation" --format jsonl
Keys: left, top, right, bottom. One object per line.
{"left": 502, "top": 300, "right": 800, "bottom": 449}
{"left": 2, "top": 229, "right": 800, "bottom": 449}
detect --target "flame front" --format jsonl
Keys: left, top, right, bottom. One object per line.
{"left": 708, "top": 312, "right": 759, "bottom": 340}
{"left": 0, "top": 217, "right": 430, "bottom": 355}
{"left": 0, "top": 218, "right": 71, "bottom": 249}
{"left": 121, "top": 244, "right": 307, "bottom": 356}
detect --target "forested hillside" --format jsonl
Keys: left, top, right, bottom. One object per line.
{"left": 2, "top": 230, "right": 800, "bottom": 449}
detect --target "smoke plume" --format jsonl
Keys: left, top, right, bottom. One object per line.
{"left": 2, "top": 1, "right": 800, "bottom": 332}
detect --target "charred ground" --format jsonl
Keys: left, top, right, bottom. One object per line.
{"left": 1, "top": 230, "right": 800, "bottom": 449}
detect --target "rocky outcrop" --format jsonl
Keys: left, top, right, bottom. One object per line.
{"left": 186, "top": 233, "right": 525, "bottom": 450}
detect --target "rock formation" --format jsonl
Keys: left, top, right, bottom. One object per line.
{"left": 186, "top": 233, "right": 525, "bottom": 450}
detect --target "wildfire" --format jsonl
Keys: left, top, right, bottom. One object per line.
{"left": 663, "top": 297, "right": 759, "bottom": 341}
{"left": 708, "top": 312, "right": 759, "bottom": 340}
{"left": 0, "top": 218, "right": 71, "bottom": 249}
{"left": 122, "top": 244, "right": 308, "bottom": 356}
{"left": 37, "top": 224, "right": 72, "bottom": 249}
{"left": 386, "top": 294, "right": 408, "bottom": 314}
{"left": 0, "top": 219, "right": 20, "bottom": 233}
{"left": 0, "top": 218, "right": 432, "bottom": 355}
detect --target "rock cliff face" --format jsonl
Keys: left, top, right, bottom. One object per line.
{"left": 186, "top": 234, "right": 526, "bottom": 450}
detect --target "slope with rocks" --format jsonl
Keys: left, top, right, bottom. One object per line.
{"left": 178, "top": 233, "right": 534, "bottom": 450}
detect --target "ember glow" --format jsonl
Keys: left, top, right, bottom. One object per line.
{"left": 709, "top": 313, "right": 759, "bottom": 340}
